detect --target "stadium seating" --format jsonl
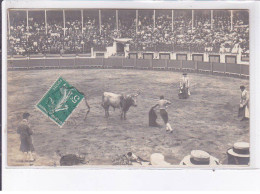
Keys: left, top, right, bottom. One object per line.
{"left": 8, "top": 10, "right": 249, "bottom": 57}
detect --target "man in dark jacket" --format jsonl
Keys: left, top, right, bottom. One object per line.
{"left": 17, "top": 112, "right": 35, "bottom": 162}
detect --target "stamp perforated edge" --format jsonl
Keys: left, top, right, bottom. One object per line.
{"left": 35, "top": 75, "right": 84, "bottom": 128}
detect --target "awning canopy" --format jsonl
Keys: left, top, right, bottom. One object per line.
{"left": 114, "top": 38, "right": 132, "bottom": 43}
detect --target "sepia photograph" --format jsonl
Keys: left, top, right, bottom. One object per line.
{"left": 5, "top": 6, "right": 250, "bottom": 168}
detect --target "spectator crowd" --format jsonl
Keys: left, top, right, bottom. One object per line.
{"left": 7, "top": 10, "right": 249, "bottom": 56}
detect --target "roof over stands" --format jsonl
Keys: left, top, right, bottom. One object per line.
{"left": 114, "top": 38, "right": 132, "bottom": 43}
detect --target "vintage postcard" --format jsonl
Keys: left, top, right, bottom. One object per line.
{"left": 4, "top": 2, "right": 251, "bottom": 168}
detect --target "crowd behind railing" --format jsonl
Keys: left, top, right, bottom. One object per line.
{"left": 8, "top": 10, "right": 249, "bottom": 56}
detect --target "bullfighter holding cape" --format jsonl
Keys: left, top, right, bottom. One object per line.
{"left": 179, "top": 73, "right": 190, "bottom": 99}
{"left": 152, "top": 96, "right": 173, "bottom": 132}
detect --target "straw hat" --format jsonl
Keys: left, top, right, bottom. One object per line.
{"left": 179, "top": 150, "right": 220, "bottom": 166}
{"left": 150, "top": 153, "right": 171, "bottom": 166}
{"left": 227, "top": 142, "right": 250, "bottom": 158}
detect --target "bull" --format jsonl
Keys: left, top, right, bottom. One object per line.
{"left": 101, "top": 91, "right": 140, "bottom": 120}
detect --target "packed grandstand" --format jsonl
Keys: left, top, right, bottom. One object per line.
{"left": 7, "top": 9, "right": 249, "bottom": 58}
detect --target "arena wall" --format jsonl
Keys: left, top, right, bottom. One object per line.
{"left": 127, "top": 51, "right": 248, "bottom": 65}
{"left": 7, "top": 56, "right": 249, "bottom": 79}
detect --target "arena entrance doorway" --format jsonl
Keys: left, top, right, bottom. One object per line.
{"left": 192, "top": 54, "right": 204, "bottom": 62}
{"left": 143, "top": 53, "right": 154, "bottom": 59}
{"left": 159, "top": 53, "right": 171, "bottom": 60}
{"left": 176, "top": 54, "right": 187, "bottom": 61}
{"left": 114, "top": 38, "right": 132, "bottom": 56}
{"left": 129, "top": 53, "right": 138, "bottom": 59}
{"left": 116, "top": 42, "right": 124, "bottom": 53}
{"left": 225, "top": 55, "right": 237, "bottom": 64}
{"left": 209, "top": 55, "right": 220, "bottom": 63}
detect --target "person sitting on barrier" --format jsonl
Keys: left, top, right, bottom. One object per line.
{"left": 179, "top": 73, "right": 190, "bottom": 99}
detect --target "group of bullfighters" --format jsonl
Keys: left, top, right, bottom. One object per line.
{"left": 149, "top": 72, "right": 191, "bottom": 132}
{"left": 16, "top": 72, "right": 250, "bottom": 166}
{"left": 101, "top": 71, "right": 250, "bottom": 135}
{"left": 149, "top": 72, "right": 250, "bottom": 132}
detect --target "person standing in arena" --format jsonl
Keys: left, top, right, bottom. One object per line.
{"left": 239, "top": 85, "right": 249, "bottom": 121}
{"left": 17, "top": 112, "right": 35, "bottom": 162}
{"left": 153, "top": 96, "right": 173, "bottom": 133}
{"left": 179, "top": 73, "right": 190, "bottom": 96}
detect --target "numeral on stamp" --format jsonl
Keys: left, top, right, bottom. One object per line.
{"left": 36, "top": 76, "right": 84, "bottom": 127}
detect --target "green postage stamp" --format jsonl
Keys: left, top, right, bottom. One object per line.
{"left": 36, "top": 76, "right": 84, "bottom": 127}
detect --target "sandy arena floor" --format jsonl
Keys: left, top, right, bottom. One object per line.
{"left": 6, "top": 69, "right": 249, "bottom": 166}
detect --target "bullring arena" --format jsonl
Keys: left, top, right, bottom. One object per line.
{"left": 6, "top": 9, "right": 250, "bottom": 166}
{"left": 7, "top": 60, "right": 249, "bottom": 166}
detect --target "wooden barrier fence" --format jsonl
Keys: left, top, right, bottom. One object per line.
{"left": 7, "top": 57, "right": 249, "bottom": 79}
